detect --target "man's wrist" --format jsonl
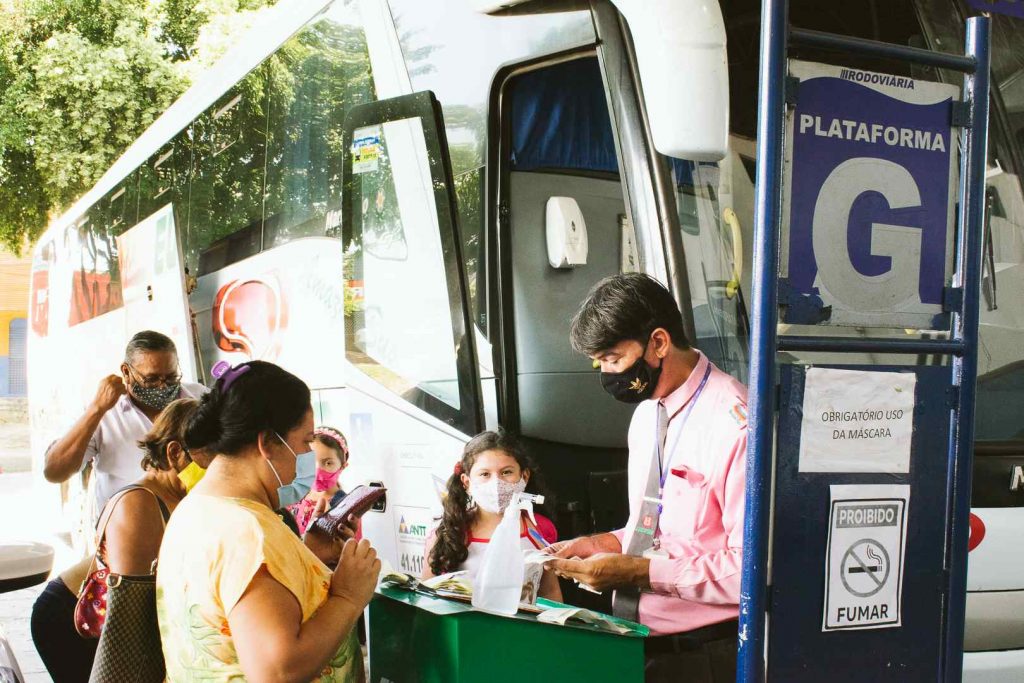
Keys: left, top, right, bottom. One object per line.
{"left": 86, "top": 403, "right": 109, "bottom": 420}
{"left": 634, "top": 557, "right": 652, "bottom": 590}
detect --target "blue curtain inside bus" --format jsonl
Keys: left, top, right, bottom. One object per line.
{"left": 508, "top": 57, "right": 697, "bottom": 186}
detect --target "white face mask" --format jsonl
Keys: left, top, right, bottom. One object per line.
{"left": 470, "top": 477, "right": 527, "bottom": 514}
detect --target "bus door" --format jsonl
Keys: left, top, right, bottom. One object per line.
{"left": 488, "top": 53, "right": 638, "bottom": 597}
{"left": 340, "top": 92, "right": 484, "bottom": 574}
{"left": 116, "top": 204, "right": 201, "bottom": 383}
{"left": 480, "top": 3, "right": 745, "bottom": 610}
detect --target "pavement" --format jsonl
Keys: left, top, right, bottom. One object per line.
{"left": 0, "top": 423, "right": 31, "bottom": 474}
{"left": 0, "top": 424, "right": 77, "bottom": 683}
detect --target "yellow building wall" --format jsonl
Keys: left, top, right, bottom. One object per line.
{"left": 0, "top": 250, "right": 31, "bottom": 356}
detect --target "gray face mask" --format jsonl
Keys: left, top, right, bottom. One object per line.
{"left": 131, "top": 382, "right": 181, "bottom": 411}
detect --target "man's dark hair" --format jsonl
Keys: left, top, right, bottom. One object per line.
{"left": 570, "top": 273, "right": 689, "bottom": 355}
{"left": 124, "top": 330, "right": 177, "bottom": 363}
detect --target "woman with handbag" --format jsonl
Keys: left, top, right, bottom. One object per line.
{"left": 157, "top": 361, "right": 379, "bottom": 682}
{"left": 30, "top": 398, "right": 203, "bottom": 683}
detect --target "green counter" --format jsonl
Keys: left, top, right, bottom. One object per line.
{"left": 368, "top": 586, "right": 647, "bottom": 683}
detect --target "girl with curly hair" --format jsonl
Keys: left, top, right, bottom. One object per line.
{"left": 421, "top": 430, "right": 561, "bottom": 601}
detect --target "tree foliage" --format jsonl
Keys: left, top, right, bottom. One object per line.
{"left": 0, "top": 0, "right": 273, "bottom": 253}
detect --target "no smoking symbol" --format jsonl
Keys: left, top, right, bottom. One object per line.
{"left": 841, "top": 539, "right": 890, "bottom": 598}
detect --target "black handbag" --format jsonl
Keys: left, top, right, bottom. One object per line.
{"left": 87, "top": 571, "right": 165, "bottom": 683}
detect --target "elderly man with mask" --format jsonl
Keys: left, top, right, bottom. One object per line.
{"left": 44, "top": 330, "right": 206, "bottom": 515}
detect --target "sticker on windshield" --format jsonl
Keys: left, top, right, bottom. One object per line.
{"left": 352, "top": 126, "right": 383, "bottom": 174}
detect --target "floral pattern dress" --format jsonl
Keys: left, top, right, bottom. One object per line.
{"left": 156, "top": 494, "right": 363, "bottom": 682}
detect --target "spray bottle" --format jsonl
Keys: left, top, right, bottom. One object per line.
{"left": 472, "top": 492, "right": 545, "bottom": 616}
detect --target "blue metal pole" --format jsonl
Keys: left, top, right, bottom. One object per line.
{"left": 943, "top": 16, "right": 989, "bottom": 681}
{"left": 737, "top": 0, "right": 788, "bottom": 679}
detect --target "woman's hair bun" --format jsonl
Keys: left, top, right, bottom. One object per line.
{"left": 182, "top": 361, "right": 311, "bottom": 456}
{"left": 184, "top": 390, "right": 223, "bottom": 451}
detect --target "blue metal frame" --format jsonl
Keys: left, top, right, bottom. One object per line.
{"left": 789, "top": 27, "right": 977, "bottom": 72}
{"left": 738, "top": 2, "right": 991, "bottom": 680}
{"left": 777, "top": 336, "right": 965, "bottom": 355}
{"left": 944, "top": 17, "right": 990, "bottom": 679}
{"left": 736, "top": 0, "right": 787, "bottom": 679}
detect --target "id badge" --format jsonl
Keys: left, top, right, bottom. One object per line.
{"left": 635, "top": 498, "right": 661, "bottom": 537}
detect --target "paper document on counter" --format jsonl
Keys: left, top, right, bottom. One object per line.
{"left": 537, "top": 607, "right": 641, "bottom": 635}
{"left": 422, "top": 571, "right": 473, "bottom": 597}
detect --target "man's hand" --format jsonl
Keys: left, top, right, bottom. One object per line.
{"left": 544, "top": 532, "right": 621, "bottom": 559}
{"left": 548, "top": 553, "right": 651, "bottom": 592}
{"left": 92, "top": 374, "right": 127, "bottom": 414}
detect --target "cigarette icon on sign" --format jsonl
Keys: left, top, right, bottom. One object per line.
{"left": 848, "top": 546, "right": 884, "bottom": 575}
{"left": 841, "top": 540, "right": 890, "bottom": 598}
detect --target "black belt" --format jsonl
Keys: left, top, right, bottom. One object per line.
{"left": 645, "top": 619, "right": 739, "bottom": 654}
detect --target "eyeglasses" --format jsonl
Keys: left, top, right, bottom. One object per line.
{"left": 127, "top": 365, "right": 182, "bottom": 389}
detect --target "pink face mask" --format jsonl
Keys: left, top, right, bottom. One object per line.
{"left": 314, "top": 467, "right": 342, "bottom": 492}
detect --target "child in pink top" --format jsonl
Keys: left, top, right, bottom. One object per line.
{"left": 421, "top": 430, "right": 561, "bottom": 601}
{"left": 288, "top": 426, "right": 349, "bottom": 536}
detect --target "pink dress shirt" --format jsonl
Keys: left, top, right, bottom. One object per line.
{"left": 612, "top": 351, "right": 748, "bottom": 636}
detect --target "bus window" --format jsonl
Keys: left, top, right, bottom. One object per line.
{"left": 991, "top": 18, "right": 1023, "bottom": 161}
{"left": 30, "top": 240, "right": 54, "bottom": 338}
{"left": 66, "top": 209, "right": 124, "bottom": 327}
{"left": 342, "top": 93, "right": 481, "bottom": 435}
{"left": 908, "top": 2, "right": 1024, "bottom": 446}
{"left": 188, "top": 73, "right": 270, "bottom": 275}
{"left": 263, "top": 1, "right": 376, "bottom": 249}
{"left": 99, "top": 174, "right": 139, "bottom": 237}
{"left": 974, "top": 12, "right": 1024, "bottom": 446}
{"left": 670, "top": 159, "right": 750, "bottom": 383}
{"left": 138, "top": 137, "right": 191, "bottom": 231}
{"left": 390, "top": 0, "right": 596, "bottom": 337}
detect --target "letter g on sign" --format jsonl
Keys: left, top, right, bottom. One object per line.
{"left": 812, "top": 157, "right": 924, "bottom": 313}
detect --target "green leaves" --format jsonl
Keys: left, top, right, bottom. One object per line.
{"left": 0, "top": 0, "right": 271, "bottom": 253}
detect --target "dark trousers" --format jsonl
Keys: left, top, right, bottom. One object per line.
{"left": 644, "top": 619, "right": 738, "bottom": 683}
{"left": 30, "top": 578, "right": 98, "bottom": 683}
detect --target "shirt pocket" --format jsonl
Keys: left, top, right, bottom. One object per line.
{"left": 663, "top": 466, "right": 710, "bottom": 538}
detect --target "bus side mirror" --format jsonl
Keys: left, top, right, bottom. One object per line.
{"left": 611, "top": 0, "right": 729, "bottom": 162}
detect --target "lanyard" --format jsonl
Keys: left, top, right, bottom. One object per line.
{"left": 656, "top": 364, "right": 712, "bottom": 493}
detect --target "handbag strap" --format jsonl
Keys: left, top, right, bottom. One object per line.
{"left": 91, "top": 485, "right": 168, "bottom": 579}
{"left": 82, "top": 487, "right": 135, "bottom": 583}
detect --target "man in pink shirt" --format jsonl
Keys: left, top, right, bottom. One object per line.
{"left": 548, "top": 273, "right": 747, "bottom": 683}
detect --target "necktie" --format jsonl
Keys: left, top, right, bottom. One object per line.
{"left": 613, "top": 403, "right": 669, "bottom": 620}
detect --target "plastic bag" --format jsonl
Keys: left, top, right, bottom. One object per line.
{"left": 471, "top": 492, "right": 543, "bottom": 616}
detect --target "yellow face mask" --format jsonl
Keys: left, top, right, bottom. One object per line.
{"left": 177, "top": 461, "right": 206, "bottom": 493}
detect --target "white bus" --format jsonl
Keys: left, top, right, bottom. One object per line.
{"left": 26, "top": 0, "right": 1024, "bottom": 678}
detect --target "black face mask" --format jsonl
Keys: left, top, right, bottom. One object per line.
{"left": 600, "top": 343, "right": 663, "bottom": 404}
